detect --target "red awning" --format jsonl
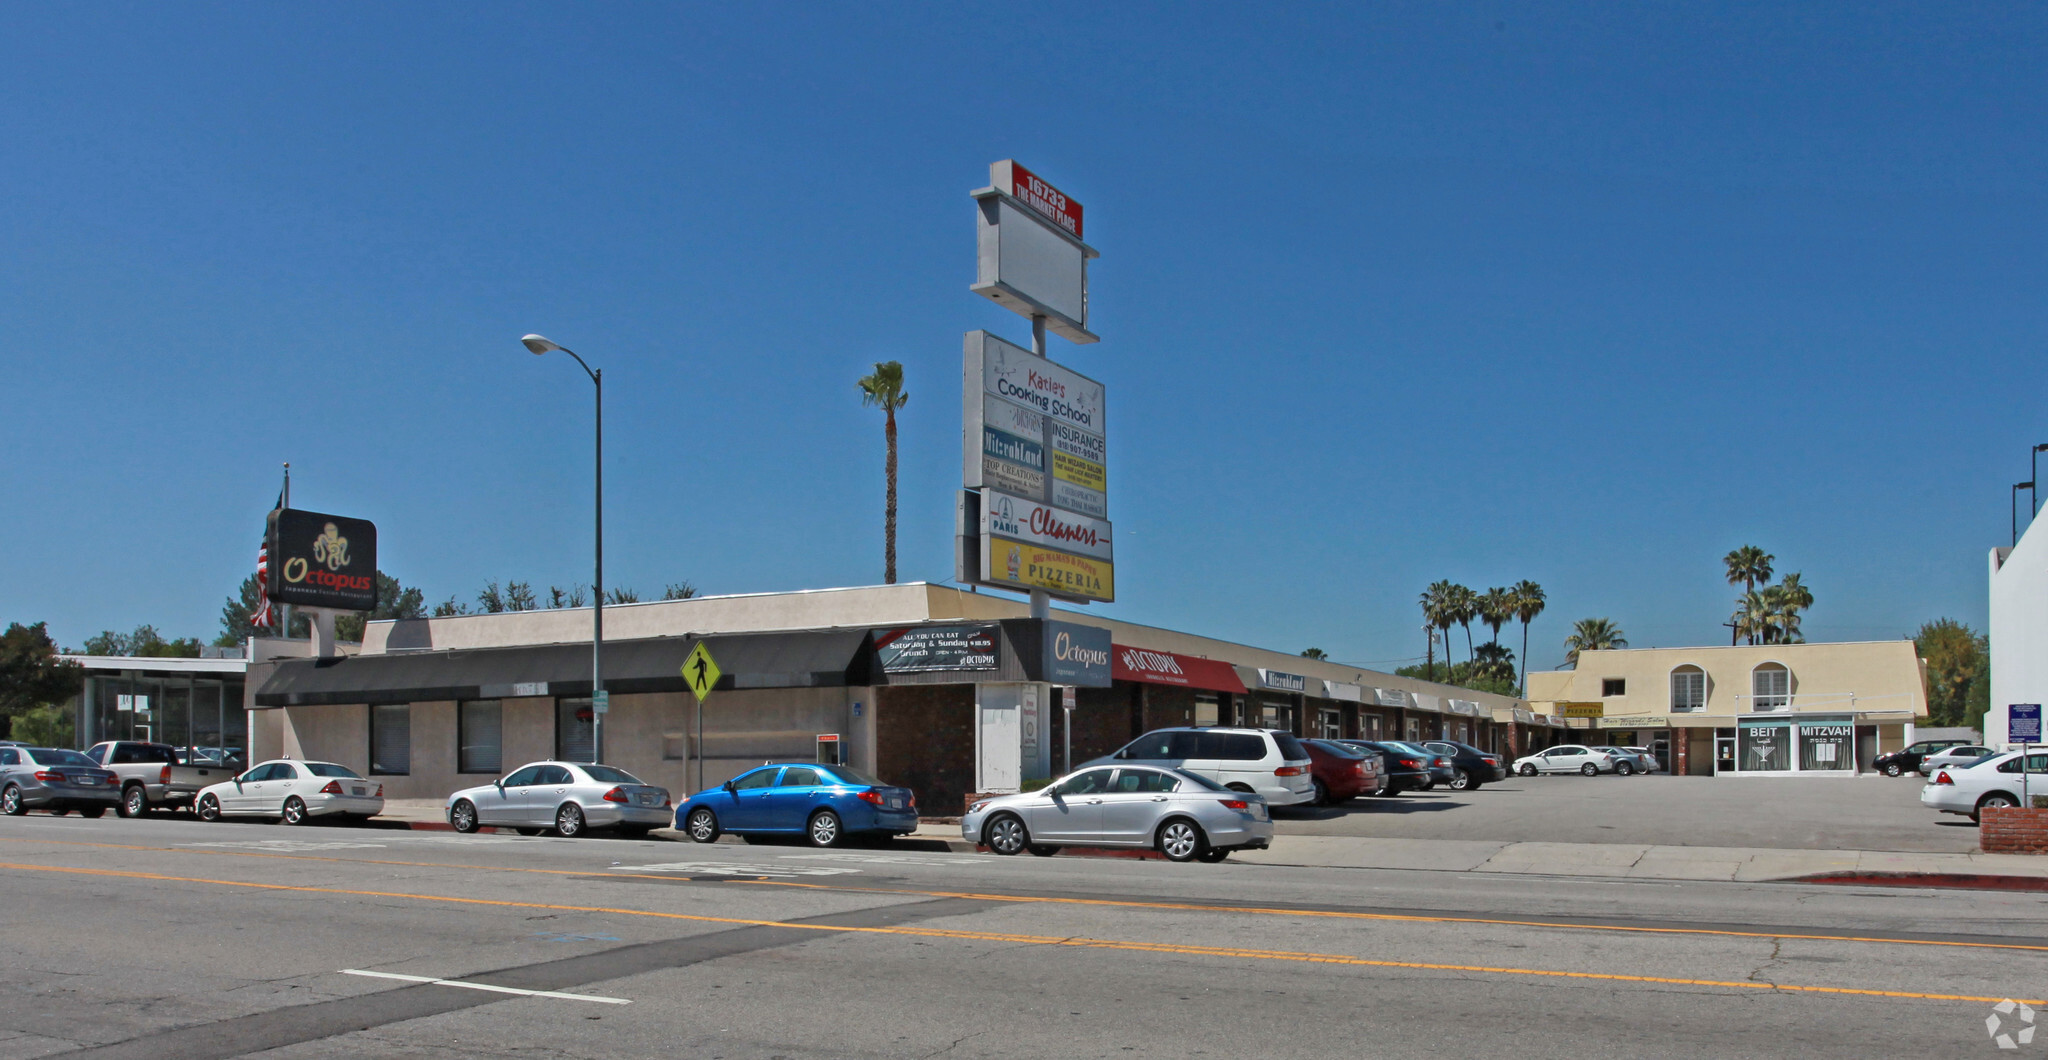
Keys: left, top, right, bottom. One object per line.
{"left": 1111, "top": 645, "right": 1248, "bottom": 693}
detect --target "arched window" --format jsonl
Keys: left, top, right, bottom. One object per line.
{"left": 1751, "top": 662, "right": 1792, "bottom": 711}
{"left": 1669, "top": 665, "right": 1708, "bottom": 712}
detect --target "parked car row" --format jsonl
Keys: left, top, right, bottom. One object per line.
{"left": 1511, "top": 744, "right": 1662, "bottom": 777}
{"left": 1922, "top": 749, "right": 2044, "bottom": 821}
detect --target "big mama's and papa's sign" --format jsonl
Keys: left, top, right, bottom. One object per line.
{"left": 266, "top": 508, "right": 379, "bottom": 612}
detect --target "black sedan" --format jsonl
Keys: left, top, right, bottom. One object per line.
{"left": 1420, "top": 741, "right": 1508, "bottom": 791}
{"left": 1873, "top": 739, "right": 1975, "bottom": 778}
{"left": 1336, "top": 740, "right": 1433, "bottom": 796}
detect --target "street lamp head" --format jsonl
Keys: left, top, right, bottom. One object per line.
{"left": 2035, "top": 443, "right": 2048, "bottom": 452}
{"left": 521, "top": 334, "right": 562, "bottom": 356}
{"left": 2018, "top": 482, "right": 2036, "bottom": 491}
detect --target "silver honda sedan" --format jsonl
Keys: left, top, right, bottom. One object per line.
{"left": 445, "top": 761, "right": 672, "bottom": 837}
{"left": 961, "top": 764, "right": 1273, "bottom": 863}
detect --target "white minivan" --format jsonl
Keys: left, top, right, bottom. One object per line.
{"left": 1090, "top": 727, "right": 1316, "bottom": 807}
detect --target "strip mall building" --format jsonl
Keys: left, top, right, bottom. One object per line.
{"left": 248, "top": 583, "right": 1543, "bottom": 812}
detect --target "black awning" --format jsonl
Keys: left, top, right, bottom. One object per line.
{"left": 254, "top": 629, "right": 873, "bottom": 707}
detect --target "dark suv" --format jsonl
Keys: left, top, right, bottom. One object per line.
{"left": 1873, "top": 739, "right": 1974, "bottom": 778}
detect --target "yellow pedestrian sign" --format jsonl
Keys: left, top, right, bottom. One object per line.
{"left": 683, "top": 642, "right": 721, "bottom": 703}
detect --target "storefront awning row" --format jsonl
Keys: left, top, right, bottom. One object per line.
{"left": 1111, "top": 645, "right": 1246, "bottom": 693}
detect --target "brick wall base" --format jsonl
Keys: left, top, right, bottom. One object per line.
{"left": 1980, "top": 807, "right": 2048, "bottom": 854}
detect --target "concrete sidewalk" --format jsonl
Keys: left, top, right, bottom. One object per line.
{"left": 370, "top": 799, "right": 2048, "bottom": 884}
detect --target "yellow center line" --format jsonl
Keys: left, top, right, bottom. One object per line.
{"left": 0, "top": 858, "right": 2033, "bottom": 1007}
{"left": 4, "top": 833, "right": 2046, "bottom": 955}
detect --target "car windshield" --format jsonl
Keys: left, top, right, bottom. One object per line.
{"left": 305, "top": 763, "right": 365, "bottom": 779}
{"left": 1174, "top": 769, "right": 1232, "bottom": 792}
{"left": 825, "top": 767, "right": 886, "bottom": 786}
{"left": 26, "top": 748, "right": 94, "bottom": 767}
{"left": 580, "top": 765, "right": 644, "bottom": 785}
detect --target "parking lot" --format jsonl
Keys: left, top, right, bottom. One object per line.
{"left": 1274, "top": 773, "right": 1980, "bottom": 853}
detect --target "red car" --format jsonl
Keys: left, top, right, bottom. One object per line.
{"left": 1302, "top": 739, "right": 1378, "bottom": 805}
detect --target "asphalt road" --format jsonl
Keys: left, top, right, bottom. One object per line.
{"left": 1276, "top": 773, "right": 1983, "bottom": 852}
{"left": 2, "top": 813, "right": 2042, "bottom": 1059}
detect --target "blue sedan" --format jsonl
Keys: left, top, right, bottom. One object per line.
{"left": 675, "top": 763, "right": 919, "bottom": 847}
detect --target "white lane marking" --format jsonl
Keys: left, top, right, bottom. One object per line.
{"left": 340, "top": 969, "right": 630, "bottom": 1004}
{"left": 612, "top": 862, "right": 861, "bottom": 877}
{"left": 779, "top": 852, "right": 988, "bottom": 867}
{"left": 183, "top": 840, "right": 389, "bottom": 852}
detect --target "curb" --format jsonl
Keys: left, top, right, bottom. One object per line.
{"left": 1793, "top": 871, "right": 2048, "bottom": 893}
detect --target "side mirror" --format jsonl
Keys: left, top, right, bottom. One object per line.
{"left": 722, "top": 780, "right": 737, "bottom": 794}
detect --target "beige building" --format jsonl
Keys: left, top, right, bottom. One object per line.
{"left": 1524, "top": 641, "right": 1928, "bottom": 776}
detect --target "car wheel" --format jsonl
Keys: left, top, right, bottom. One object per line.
{"left": 514, "top": 827, "right": 546, "bottom": 837}
{"left": 197, "top": 794, "right": 222, "bottom": 822}
{"left": 1027, "top": 844, "right": 1060, "bottom": 857}
{"left": 1975, "top": 792, "right": 2021, "bottom": 823}
{"left": 280, "top": 796, "right": 308, "bottom": 825}
{"left": 807, "top": 810, "right": 843, "bottom": 848}
{"left": 1883, "top": 762, "right": 1903, "bottom": 777}
{"left": 1196, "top": 847, "right": 1231, "bottom": 863}
{"left": 1311, "top": 779, "right": 1329, "bottom": 806}
{"left": 1616, "top": 762, "right": 1635, "bottom": 777}
{"left": 1579, "top": 763, "right": 1599, "bottom": 777}
{"left": 1156, "top": 818, "right": 1206, "bottom": 863}
{"left": 1449, "top": 769, "right": 1472, "bottom": 791}
{"left": 555, "top": 803, "right": 586, "bottom": 837}
{"left": 0, "top": 786, "right": 22, "bottom": 817}
{"left": 1519, "top": 764, "right": 1538, "bottom": 777}
{"left": 685, "top": 807, "right": 720, "bottom": 843}
{"left": 119, "top": 785, "right": 149, "bottom": 818}
{"left": 984, "top": 813, "right": 1028, "bottom": 856}
{"left": 450, "top": 800, "right": 479, "bottom": 834}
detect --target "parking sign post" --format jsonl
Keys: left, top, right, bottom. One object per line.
{"left": 2012, "top": 705, "right": 2042, "bottom": 807}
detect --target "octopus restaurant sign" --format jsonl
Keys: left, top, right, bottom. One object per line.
{"left": 1041, "top": 620, "right": 1112, "bottom": 687}
{"left": 265, "top": 508, "right": 378, "bottom": 612}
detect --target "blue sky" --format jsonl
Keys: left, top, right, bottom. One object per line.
{"left": 4, "top": 3, "right": 2044, "bottom": 669}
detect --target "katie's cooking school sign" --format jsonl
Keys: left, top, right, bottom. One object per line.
{"left": 963, "top": 331, "right": 1107, "bottom": 520}
{"left": 265, "top": 508, "right": 378, "bottom": 612}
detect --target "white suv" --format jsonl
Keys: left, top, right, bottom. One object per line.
{"left": 1092, "top": 727, "right": 1316, "bottom": 806}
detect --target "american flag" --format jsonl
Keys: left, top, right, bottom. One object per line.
{"left": 253, "top": 492, "right": 280, "bottom": 628}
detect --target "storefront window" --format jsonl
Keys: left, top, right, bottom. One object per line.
{"left": 1195, "top": 695, "right": 1218, "bottom": 728}
{"left": 458, "top": 700, "right": 502, "bottom": 774}
{"left": 1799, "top": 723, "right": 1853, "bottom": 770}
{"left": 1738, "top": 723, "right": 1791, "bottom": 771}
{"left": 371, "top": 704, "right": 411, "bottom": 775}
{"left": 556, "top": 697, "right": 595, "bottom": 763}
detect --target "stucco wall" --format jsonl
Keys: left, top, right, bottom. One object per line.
{"left": 1990, "top": 534, "right": 2048, "bottom": 747}
{"left": 1525, "top": 641, "right": 1926, "bottom": 722}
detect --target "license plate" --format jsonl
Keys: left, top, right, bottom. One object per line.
{"left": 351, "top": 787, "right": 367, "bottom": 796}
{"left": 638, "top": 794, "right": 657, "bottom": 806}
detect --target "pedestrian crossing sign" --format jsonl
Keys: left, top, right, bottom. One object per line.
{"left": 683, "top": 642, "right": 721, "bottom": 703}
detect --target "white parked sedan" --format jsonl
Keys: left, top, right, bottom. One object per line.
{"left": 196, "top": 760, "right": 384, "bottom": 824}
{"left": 1511, "top": 745, "right": 1619, "bottom": 777}
{"left": 1918, "top": 745, "right": 1995, "bottom": 776}
{"left": 1922, "top": 750, "right": 2048, "bottom": 822}
{"left": 445, "top": 761, "right": 672, "bottom": 837}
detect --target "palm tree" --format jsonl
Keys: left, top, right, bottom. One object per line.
{"left": 1445, "top": 583, "right": 1479, "bottom": 667}
{"left": 1420, "top": 581, "right": 1458, "bottom": 682}
{"left": 1300, "top": 647, "right": 1328, "bottom": 661}
{"left": 1723, "top": 545, "right": 1774, "bottom": 644}
{"left": 857, "top": 361, "right": 909, "bottom": 584}
{"left": 1563, "top": 617, "right": 1627, "bottom": 667}
{"left": 1511, "top": 580, "right": 1545, "bottom": 697}
{"left": 1478, "top": 587, "right": 1514, "bottom": 647}
{"left": 1419, "top": 583, "right": 1447, "bottom": 681}
{"left": 1472, "top": 641, "right": 1517, "bottom": 683}
{"left": 1731, "top": 590, "right": 1772, "bottom": 646}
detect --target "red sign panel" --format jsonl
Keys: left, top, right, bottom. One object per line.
{"left": 1001, "top": 160, "right": 1083, "bottom": 239}
{"left": 1111, "top": 645, "right": 1247, "bottom": 693}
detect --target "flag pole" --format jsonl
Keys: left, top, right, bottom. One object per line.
{"left": 280, "top": 463, "right": 293, "bottom": 639}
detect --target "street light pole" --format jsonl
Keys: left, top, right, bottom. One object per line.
{"left": 523, "top": 334, "right": 604, "bottom": 764}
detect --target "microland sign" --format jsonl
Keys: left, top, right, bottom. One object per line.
{"left": 993, "top": 159, "right": 1082, "bottom": 239}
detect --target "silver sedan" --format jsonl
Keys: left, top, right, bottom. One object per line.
{"left": 961, "top": 764, "right": 1273, "bottom": 863}
{"left": 445, "top": 761, "right": 672, "bottom": 837}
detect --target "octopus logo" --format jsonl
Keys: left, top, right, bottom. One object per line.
{"left": 312, "top": 523, "right": 352, "bottom": 571}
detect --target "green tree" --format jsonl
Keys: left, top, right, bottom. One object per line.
{"left": 1419, "top": 581, "right": 1458, "bottom": 682}
{"left": 1471, "top": 641, "right": 1518, "bottom": 683}
{"left": 662, "top": 582, "right": 698, "bottom": 600}
{"left": 1, "top": 623, "right": 82, "bottom": 738}
{"left": 1300, "top": 647, "right": 1328, "bottom": 660}
{"left": 82, "top": 625, "right": 201, "bottom": 658}
{"left": 857, "top": 361, "right": 909, "bottom": 584}
{"left": 1511, "top": 580, "right": 1546, "bottom": 697}
{"left": 1723, "top": 545, "right": 1775, "bottom": 644}
{"left": 1393, "top": 660, "right": 1518, "bottom": 698}
{"left": 1478, "top": 587, "right": 1514, "bottom": 647}
{"left": 218, "top": 572, "right": 310, "bottom": 643}
{"left": 547, "top": 585, "right": 588, "bottom": 609}
{"left": 9, "top": 703, "right": 74, "bottom": 747}
{"left": 432, "top": 596, "right": 471, "bottom": 617}
{"left": 1915, "top": 618, "right": 1986, "bottom": 727}
{"left": 1564, "top": 617, "right": 1628, "bottom": 667}
{"left": 1445, "top": 583, "right": 1478, "bottom": 667}
{"left": 604, "top": 587, "right": 641, "bottom": 605}
{"left": 333, "top": 572, "right": 428, "bottom": 642}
